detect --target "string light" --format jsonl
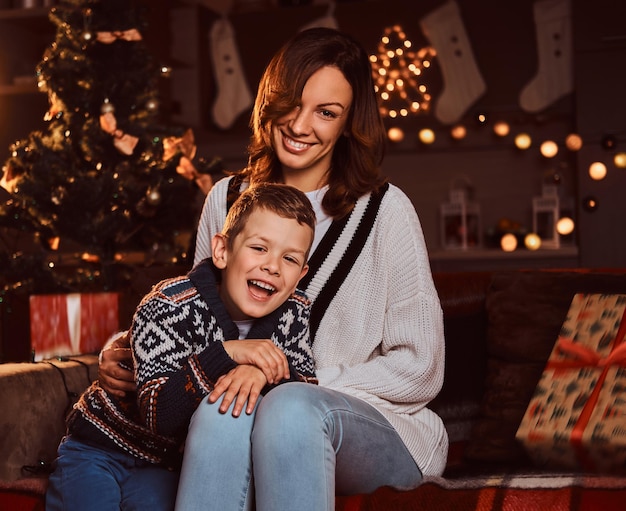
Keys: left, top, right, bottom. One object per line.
{"left": 557, "top": 217, "right": 575, "bottom": 235}
{"left": 588, "top": 161, "right": 607, "bottom": 180}
{"left": 450, "top": 125, "right": 467, "bottom": 140}
{"left": 565, "top": 133, "right": 582, "bottom": 151}
{"left": 493, "top": 121, "right": 510, "bottom": 137}
{"left": 370, "top": 25, "right": 436, "bottom": 119}
{"left": 387, "top": 127, "right": 405, "bottom": 142}
{"left": 540, "top": 140, "right": 558, "bottom": 158}
{"left": 418, "top": 128, "right": 435, "bottom": 145}
{"left": 500, "top": 233, "right": 517, "bottom": 252}
{"left": 614, "top": 152, "right": 626, "bottom": 168}
{"left": 515, "top": 133, "right": 532, "bottom": 150}
{"left": 524, "top": 233, "right": 541, "bottom": 250}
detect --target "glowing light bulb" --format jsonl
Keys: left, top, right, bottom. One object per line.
{"left": 540, "top": 140, "right": 558, "bottom": 158}
{"left": 419, "top": 128, "right": 435, "bottom": 144}
{"left": 515, "top": 133, "right": 532, "bottom": 150}
{"left": 450, "top": 125, "right": 467, "bottom": 140}
{"left": 500, "top": 233, "right": 518, "bottom": 252}
{"left": 387, "top": 127, "right": 404, "bottom": 142}
{"left": 565, "top": 133, "right": 582, "bottom": 151}
{"left": 493, "top": 121, "right": 510, "bottom": 137}
{"left": 524, "top": 233, "right": 541, "bottom": 251}
{"left": 588, "top": 161, "right": 607, "bottom": 180}
{"left": 614, "top": 152, "right": 626, "bottom": 168}
{"left": 557, "top": 217, "right": 575, "bottom": 235}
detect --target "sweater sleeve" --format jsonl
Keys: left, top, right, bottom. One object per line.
{"left": 131, "top": 289, "right": 237, "bottom": 437}
{"left": 194, "top": 176, "right": 231, "bottom": 266}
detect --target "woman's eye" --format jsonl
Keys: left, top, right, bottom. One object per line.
{"left": 320, "top": 109, "right": 337, "bottom": 119}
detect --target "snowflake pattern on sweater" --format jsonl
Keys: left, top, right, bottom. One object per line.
{"left": 67, "top": 259, "right": 315, "bottom": 468}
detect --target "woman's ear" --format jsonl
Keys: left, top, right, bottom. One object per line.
{"left": 211, "top": 233, "right": 228, "bottom": 269}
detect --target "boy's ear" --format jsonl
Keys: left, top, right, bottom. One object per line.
{"left": 211, "top": 233, "right": 228, "bottom": 269}
{"left": 299, "top": 264, "right": 309, "bottom": 282}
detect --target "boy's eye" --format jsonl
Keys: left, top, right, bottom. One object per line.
{"left": 284, "top": 255, "right": 299, "bottom": 265}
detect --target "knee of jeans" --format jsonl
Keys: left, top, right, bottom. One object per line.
{"left": 254, "top": 383, "right": 322, "bottom": 437}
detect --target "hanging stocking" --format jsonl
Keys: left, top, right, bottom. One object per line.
{"left": 210, "top": 17, "right": 253, "bottom": 130}
{"left": 299, "top": 1, "right": 339, "bottom": 31}
{"left": 419, "top": 0, "right": 486, "bottom": 125}
{"left": 519, "top": 0, "right": 572, "bottom": 113}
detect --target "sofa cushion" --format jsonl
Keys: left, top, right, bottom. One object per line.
{"left": 0, "top": 356, "right": 98, "bottom": 481}
{"left": 464, "top": 269, "right": 626, "bottom": 472}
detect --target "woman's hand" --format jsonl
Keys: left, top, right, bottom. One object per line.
{"left": 208, "top": 365, "right": 267, "bottom": 417}
{"left": 98, "top": 332, "right": 137, "bottom": 397}
{"left": 222, "top": 339, "right": 290, "bottom": 384}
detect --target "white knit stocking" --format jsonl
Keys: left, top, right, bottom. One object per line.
{"left": 299, "top": 2, "right": 339, "bottom": 31}
{"left": 519, "top": 0, "right": 573, "bottom": 113}
{"left": 210, "top": 17, "right": 253, "bottom": 130}
{"left": 420, "top": 0, "right": 486, "bottom": 125}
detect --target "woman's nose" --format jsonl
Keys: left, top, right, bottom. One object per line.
{"left": 288, "top": 106, "right": 311, "bottom": 136}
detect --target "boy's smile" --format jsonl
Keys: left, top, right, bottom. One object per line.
{"left": 212, "top": 208, "right": 311, "bottom": 321}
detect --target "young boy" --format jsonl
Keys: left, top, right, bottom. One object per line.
{"left": 45, "top": 183, "right": 317, "bottom": 511}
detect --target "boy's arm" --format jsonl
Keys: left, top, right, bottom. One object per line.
{"left": 132, "top": 294, "right": 238, "bottom": 437}
{"left": 267, "top": 293, "right": 317, "bottom": 386}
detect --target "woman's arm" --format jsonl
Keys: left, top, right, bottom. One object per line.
{"left": 98, "top": 332, "right": 136, "bottom": 397}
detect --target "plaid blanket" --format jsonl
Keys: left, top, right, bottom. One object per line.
{"left": 336, "top": 473, "right": 626, "bottom": 511}
{"left": 3, "top": 473, "right": 626, "bottom": 510}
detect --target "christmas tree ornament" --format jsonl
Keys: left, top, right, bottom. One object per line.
{"left": 209, "top": 17, "right": 253, "bottom": 130}
{"left": 420, "top": 0, "right": 486, "bottom": 125}
{"left": 96, "top": 29, "right": 142, "bottom": 44}
{"left": 519, "top": 0, "right": 573, "bottom": 113}
{"left": 100, "top": 99, "right": 115, "bottom": 114}
{"left": 146, "top": 187, "right": 162, "bottom": 206}
{"left": 146, "top": 98, "right": 158, "bottom": 111}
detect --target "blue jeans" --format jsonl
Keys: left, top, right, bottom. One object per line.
{"left": 45, "top": 436, "right": 179, "bottom": 511}
{"left": 175, "top": 382, "right": 422, "bottom": 511}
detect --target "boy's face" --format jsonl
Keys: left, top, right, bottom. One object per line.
{"left": 212, "top": 208, "right": 311, "bottom": 321}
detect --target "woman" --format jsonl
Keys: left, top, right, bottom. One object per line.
{"left": 101, "top": 27, "right": 446, "bottom": 511}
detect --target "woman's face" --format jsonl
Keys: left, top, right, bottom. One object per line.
{"left": 272, "top": 66, "right": 353, "bottom": 191}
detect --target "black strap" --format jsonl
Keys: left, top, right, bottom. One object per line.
{"left": 306, "top": 183, "right": 389, "bottom": 339}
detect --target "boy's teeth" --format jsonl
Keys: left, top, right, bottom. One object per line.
{"left": 250, "top": 280, "right": 276, "bottom": 292}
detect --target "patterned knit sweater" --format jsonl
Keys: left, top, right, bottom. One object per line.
{"left": 67, "top": 259, "right": 315, "bottom": 468}
{"left": 195, "top": 176, "right": 448, "bottom": 476}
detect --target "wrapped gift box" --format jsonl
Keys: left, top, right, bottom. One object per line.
{"left": 516, "top": 293, "right": 626, "bottom": 472}
{"left": 30, "top": 293, "right": 119, "bottom": 361}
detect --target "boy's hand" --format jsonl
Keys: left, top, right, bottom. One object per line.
{"left": 222, "top": 339, "right": 290, "bottom": 384}
{"left": 98, "top": 332, "right": 137, "bottom": 397}
{"left": 208, "top": 365, "right": 267, "bottom": 417}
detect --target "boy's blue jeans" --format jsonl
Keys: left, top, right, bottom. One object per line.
{"left": 45, "top": 436, "right": 179, "bottom": 511}
{"left": 175, "top": 382, "right": 422, "bottom": 511}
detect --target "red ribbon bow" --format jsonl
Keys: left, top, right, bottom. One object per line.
{"left": 96, "top": 29, "right": 142, "bottom": 44}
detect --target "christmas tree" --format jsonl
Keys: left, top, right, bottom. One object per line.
{"left": 0, "top": 0, "right": 220, "bottom": 293}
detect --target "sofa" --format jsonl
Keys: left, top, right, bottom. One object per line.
{"left": 2, "top": 267, "right": 626, "bottom": 510}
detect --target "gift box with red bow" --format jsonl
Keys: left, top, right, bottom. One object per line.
{"left": 29, "top": 293, "right": 119, "bottom": 361}
{"left": 516, "top": 293, "right": 626, "bottom": 473}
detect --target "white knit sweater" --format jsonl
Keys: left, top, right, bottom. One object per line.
{"left": 195, "top": 177, "right": 448, "bottom": 476}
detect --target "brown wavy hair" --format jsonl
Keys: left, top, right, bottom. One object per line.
{"left": 236, "top": 27, "right": 387, "bottom": 219}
